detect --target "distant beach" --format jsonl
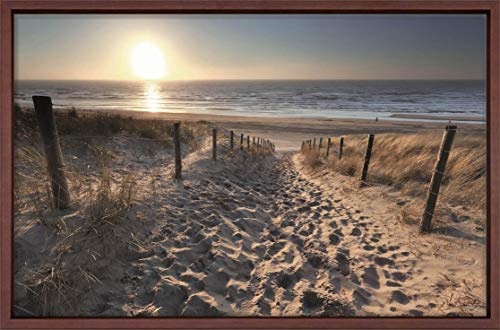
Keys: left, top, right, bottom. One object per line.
{"left": 51, "top": 107, "right": 487, "bottom": 152}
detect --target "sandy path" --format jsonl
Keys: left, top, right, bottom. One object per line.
{"left": 95, "top": 141, "right": 485, "bottom": 317}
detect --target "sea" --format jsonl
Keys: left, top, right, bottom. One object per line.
{"left": 14, "top": 80, "right": 486, "bottom": 122}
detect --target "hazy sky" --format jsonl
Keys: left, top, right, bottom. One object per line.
{"left": 15, "top": 14, "right": 486, "bottom": 81}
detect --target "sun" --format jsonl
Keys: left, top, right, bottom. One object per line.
{"left": 130, "top": 42, "right": 167, "bottom": 80}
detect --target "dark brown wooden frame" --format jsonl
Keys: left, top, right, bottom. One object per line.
{"left": 1, "top": 1, "right": 498, "bottom": 329}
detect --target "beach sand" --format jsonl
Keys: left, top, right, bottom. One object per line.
{"left": 60, "top": 109, "right": 487, "bottom": 151}
{"left": 13, "top": 110, "right": 486, "bottom": 317}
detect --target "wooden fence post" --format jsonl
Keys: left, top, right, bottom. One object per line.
{"left": 247, "top": 135, "right": 250, "bottom": 149}
{"left": 212, "top": 128, "right": 217, "bottom": 161}
{"left": 420, "top": 125, "right": 457, "bottom": 233}
{"left": 309, "top": 140, "right": 312, "bottom": 150}
{"left": 339, "top": 137, "right": 344, "bottom": 160}
{"left": 230, "top": 130, "right": 234, "bottom": 150}
{"left": 240, "top": 134, "right": 244, "bottom": 150}
{"left": 173, "top": 122, "right": 182, "bottom": 180}
{"left": 360, "top": 134, "right": 375, "bottom": 185}
{"left": 32, "top": 96, "right": 70, "bottom": 209}
{"left": 319, "top": 137, "right": 323, "bottom": 152}
{"left": 253, "top": 136, "right": 256, "bottom": 147}
{"left": 313, "top": 138, "right": 316, "bottom": 150}
{"left": 326, "top": 137, "right": 331, "bottom": 156}
{"left": 301, "top": 141, "right": 305, "bottom": 151}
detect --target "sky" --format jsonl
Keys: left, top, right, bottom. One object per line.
{"left": 14, "top": 14, "right": 486, "bottom": 81}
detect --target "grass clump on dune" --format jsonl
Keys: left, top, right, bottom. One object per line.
{"left": 300, "top": 131, "right": 486, "bottom": 211}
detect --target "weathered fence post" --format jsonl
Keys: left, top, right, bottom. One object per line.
{"left": 173, "top": 122, "right": 182, "bottom": 180}
{"left": 253, "top": 136, "right": 256, "bottom": 147}
{"left": 326, "top": 137, "right": 331, "bottom": 156}
{"left": 212, "top": 128, "right": 217, "bottom": 161}
{"left": 301, "top": 141, "right": 305, "bottom": 151}
{"left": 313, "top": 138, "right": 316, "bottom": 150}
{"left": 420, "top": 126, "right": 457, "bottom": 233}
{"left": 247, "top": 135, "right": 250, "bottom": 149}
{"left": 309, "top": 140, "right": 312, "bottom": 150}
{"left": 319, "top": 137, "right": 323, "bottom": 152}
{"left": 360, "top": 134, "right": 375, "bottom": 185}
{"left": 240, "top": 134, "right": 244, "bottom": 150}
{"left": 32, "top": 96, "right": 70, "bottom": 209}
{"left": 339, "top": 137, "right": 344, "bottom": 160}
{"left": 230, "top": 130, "right": 234, "bottom": 150}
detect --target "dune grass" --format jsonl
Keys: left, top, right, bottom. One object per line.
{"left": 13, "top": 104, "right": 213, "bottom": 316}
{"left": 300, "top": 131, "right": 486, "bottom": 212}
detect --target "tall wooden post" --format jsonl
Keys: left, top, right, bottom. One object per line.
{"left": 360, "top": 134, "right": 375, "bottom": 185}
{"left": 230, "top": 130, "right": 234, "bottom": 150}
{"left": 309, "top": 140, "right": 312, "bottom": 150}
{"left": 313, "top": 138, "right": 316, "bottom": 150}
{"left": 326, "top": 138, "right": 331, "bottom": 156}
{"left": 212, "top": 128, "right": 217, "bottom": 161}
{"left": 173, "top": 122, "right": 182, "bottom": 180}
{"left": 420, "top": 126, "right": 457, "bottom": 233}
{"left": 240, "top": 134, "right": 244, "bottom": 150}
{"left": 319, "top": 137, "right": 323, "bottom": 152}
{"left": 253, "top": 136, "right": 256, "bottom": 147}
{"left": 301, "top": 141, "right": 305, "bottom": 151}
{"left": 32, "top": 96, "right": 70, "bottom": 209}
{"left": 339, "top": 137, "right": 344, "bottom": 160}
{"left": 247, "top": 135, "right": 250, "bottom": 149}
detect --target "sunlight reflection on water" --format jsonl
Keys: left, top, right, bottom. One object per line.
{"left": 144, "top": 83, "right": 161, "bottom": 112}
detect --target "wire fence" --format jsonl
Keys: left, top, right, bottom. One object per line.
{"left": 300, "top": 126, "right": 461, "bottom": 233}
{"left": 26, "top": 96, "right": 277, "bottom": 210}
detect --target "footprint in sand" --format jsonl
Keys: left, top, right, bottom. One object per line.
{"left": 301, "top": 291, "right": 325, "bottom": 311}
{"left": 391, "top": 272, "right": 407, "bottom": 282}
{"left": 374, "top": 256, "right": 395, "bottom": 267}
{"left": 328, "top": 234, "right": 340, "bottom": 245}
{"left": 390, "top": 290, "right": 411, "bottom": 305}
{"left": 306, "top": 253, "right": 325, "bottom": 269}
{"left": 353, "top": 287, "right": 371, "bottom": 308}
{"left": 362, "top": 265, "right": 380, "bottom": 289}
{"left": 276, "top": 272, "right": 299, "bottom": 289}
{"left": 335, "top": 252, "right": 350, "bottom": 276}
{"left": 363, "top": 244, "right": 375, "bottom": 251}
{"left": 350, "top": 228, "right": 362, "bottom": 236}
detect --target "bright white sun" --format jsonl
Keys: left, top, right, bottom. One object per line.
{"left": 130, "top": 42, "right": 167, "bottom": 80}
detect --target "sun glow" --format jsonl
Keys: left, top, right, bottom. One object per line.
{"left": 130, "top": 42, "right": 167, "bottom": 80}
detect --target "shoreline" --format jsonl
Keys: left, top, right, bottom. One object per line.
{"left": 389, "top": 113, "right": 485, "bottom": 122}
{"left": 53, "top": 107, "right": 487, "bottom": 125}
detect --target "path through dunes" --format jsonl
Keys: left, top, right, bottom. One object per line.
{"left": 109, "top": 142, "right": 485, "bottom": 317}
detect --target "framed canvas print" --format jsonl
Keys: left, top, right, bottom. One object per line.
{"left": 0, "top": 1, "right": 499, "bottom": 329}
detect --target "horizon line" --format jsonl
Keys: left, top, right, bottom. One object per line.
{"left": 14, "top": 78, "right": 486, "bottom": 82}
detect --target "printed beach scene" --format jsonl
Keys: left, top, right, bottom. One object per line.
{"left": 13, "top": 14, "right": 487, "bottom": 317}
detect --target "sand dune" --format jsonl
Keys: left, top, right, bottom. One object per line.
{"left": 13, "top": 115, "right": 485, "bottom": 317}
